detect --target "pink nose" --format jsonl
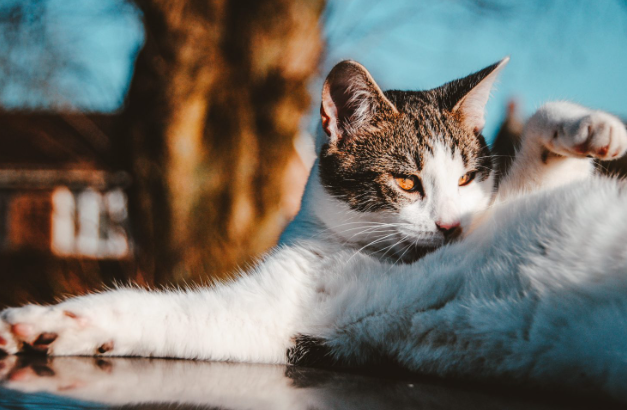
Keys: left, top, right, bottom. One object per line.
{"left": 436, "top": 221, "right": 460, "bottom": 231}
{"left": 436, "top": 221, "right": 461, "bottom": 238}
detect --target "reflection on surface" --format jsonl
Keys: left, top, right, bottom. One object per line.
{"left": 0, "top": 356, "right": 619, "bottom": 410}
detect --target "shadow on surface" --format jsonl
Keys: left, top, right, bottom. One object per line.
{"left": 0, "top": 356, "right": 622, "bottom": 410}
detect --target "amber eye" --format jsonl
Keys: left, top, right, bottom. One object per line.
{"left": 458, "top": 171, "right": 476, "bottom": 187}
{"left": 394, "top": 175, "right": 421, "bottom": 193}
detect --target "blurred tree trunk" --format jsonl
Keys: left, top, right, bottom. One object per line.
{"left": 118, "top": 0, "right": 324, "bottom": 285}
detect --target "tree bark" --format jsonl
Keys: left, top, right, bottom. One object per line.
{"left": 119, "top": 0, "right": 324, "bottom": 285}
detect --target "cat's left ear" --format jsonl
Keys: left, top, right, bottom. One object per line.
{"left": 441, "top": 57, "right": 509, "bottom": 134}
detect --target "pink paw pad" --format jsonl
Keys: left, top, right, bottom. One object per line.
{"left": 11, "top": 323, "right": 33, "bottom": 338}
{"left": 597, "top": 145, "right": 609, "bottom": 157}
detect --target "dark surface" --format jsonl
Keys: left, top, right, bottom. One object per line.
{"left": 0, "top": 356, "right": 623, "bottom": 410}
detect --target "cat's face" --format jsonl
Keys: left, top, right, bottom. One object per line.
{"left": 316, "top": 59, "right": 507, "bottom": 262}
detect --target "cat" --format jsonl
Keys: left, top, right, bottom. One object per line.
{"left": 2, "top": 58, "right": 627, "bottom": 400}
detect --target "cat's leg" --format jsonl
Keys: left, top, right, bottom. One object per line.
{"left": 0, "top": 246, "right": 318, "bottom": 363}
{"left": 496, "top": 101, "right": 627, "bottom": 201}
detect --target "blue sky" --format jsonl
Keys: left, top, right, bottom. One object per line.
{"left": 0, "top": 0, "right": 143, "bottom": 111}
{"left": 0, "top": 0, "right": 625, "bottom": 144}
{"left": 320, "top": 0, "right": 627, "bottom": 142}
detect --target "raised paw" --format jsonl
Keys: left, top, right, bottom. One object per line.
{"left": 531, "top": 102, "right": 627, "bottom": 161}
{"left": 0, "top": 305, "right": 115, "bottom": 357}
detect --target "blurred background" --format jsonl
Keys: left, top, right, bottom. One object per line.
{"left": 0, "top": 0, "right": 626, "bottom": 306}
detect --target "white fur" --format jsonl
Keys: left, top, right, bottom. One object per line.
{"left": 2, "top": 102, "right": 627, "bottom": 400}
{"left": 398, "top": 140, "right": 493, "bottom": 238}
{"left": 310, "top": 177, "right": 627, "bottom": 401}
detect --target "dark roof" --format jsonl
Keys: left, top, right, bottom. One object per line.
{"left": 0, "top": 112, "right": 118, "bottom": 170}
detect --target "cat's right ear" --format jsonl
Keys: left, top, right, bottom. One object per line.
{"left": 321, "top": 60, "right": 398, "bottom": 144}
{"left": 443, "top": 57, "right": 509, "bottom": 135}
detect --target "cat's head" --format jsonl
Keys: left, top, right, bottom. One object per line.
{"left": 314, "top": 58, "right": 508, "bottom": 262}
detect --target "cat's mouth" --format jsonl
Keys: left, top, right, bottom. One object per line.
{"left": 376, "top": 232, "right": 463, "bottom": 264}
{"left": 398, "top": 245, "right": 439, "bottom": 263}
{"left": 349, "top": 224, "right": 463, "bottom": 264}
{"left": 365, "top": 237, "right": 441, "bottom": 264}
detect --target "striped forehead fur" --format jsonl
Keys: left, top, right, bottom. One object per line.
{"left": 385, "top": 90, "right": 492, "bottom": 171}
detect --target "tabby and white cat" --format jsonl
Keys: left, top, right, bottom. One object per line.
{"left": 2, "top": 58, "right": 627, "bottom": 400}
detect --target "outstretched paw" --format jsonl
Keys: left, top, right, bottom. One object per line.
{"left": 533, "top": 102, "right": 627, "bottom": 161}
{"left": 0, "top": 305, "right": 114, "bottom": 357}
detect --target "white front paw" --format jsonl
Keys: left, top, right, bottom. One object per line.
{"left": 532, "top": 102, "right": 627, "bottom": 160}
{"left": 0, "top": 305, "right": 114, "bottom": 356}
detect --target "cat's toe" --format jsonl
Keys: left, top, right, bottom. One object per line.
{"left": 2, "top": 306, "right": 52, "bottom": 354}
{"left": 22, "top": 332, "right": 58, "bottom": 355}
{"left": 567, "top": 113, "right": 627, "bottom": 160}
{"left": 1, "top": 305, "right": 94, "bottom": 356}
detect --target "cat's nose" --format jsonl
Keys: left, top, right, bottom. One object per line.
{"left": 436, "top": 221, "right": 462, "bottom": 239}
